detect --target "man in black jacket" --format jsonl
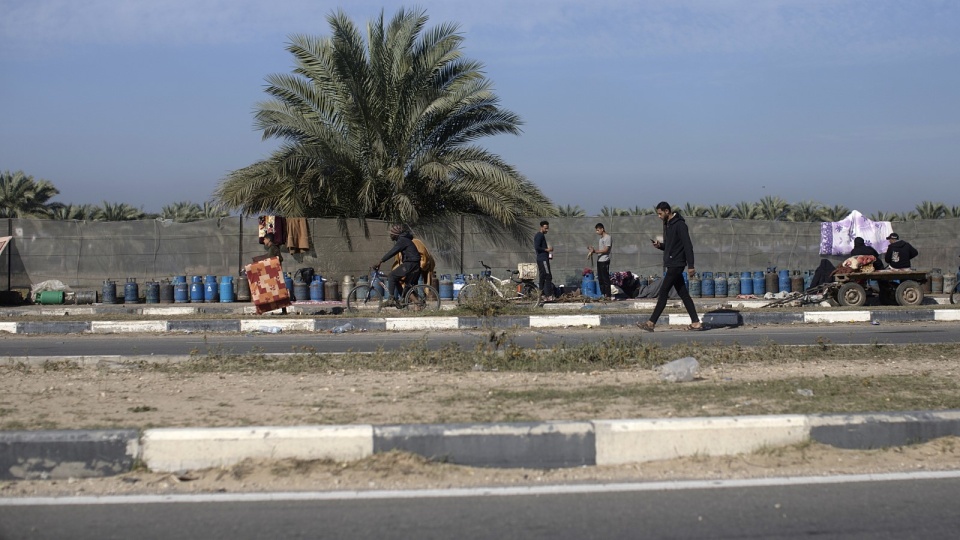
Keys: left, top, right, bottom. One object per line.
{"left": 375, "top": 224, "right": 422, "bottom": 302}
{"left": 638, "top": 202, "right": 702, "bottom": 331}
{"left": 884, "top": 232, "right": 919, "bottom": 269}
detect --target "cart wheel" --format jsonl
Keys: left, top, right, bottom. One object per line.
{"left": 837, "top": 282, "right": 867, "bottom": 307}
{"left": 895, "top": 280, "right": 923, "bottom": 306}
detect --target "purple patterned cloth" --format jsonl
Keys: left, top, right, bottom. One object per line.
{"left": 819, "top": 211, "right": 893, "bottom": 256}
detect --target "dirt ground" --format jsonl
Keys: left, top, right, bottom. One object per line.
{"left": 3, "top": 354, "right": 960, "bottom": 497}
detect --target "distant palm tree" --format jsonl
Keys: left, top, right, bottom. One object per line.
{"left": 755, "top": 195, "right": 790, "bottom": 221}
{"left": 787, "top": 200, "right": 824, "bottom": 222}
{"left": 0, "top": 170, "right": 60, "bottom": 218}
{"left": 731, "top": 201, "right": 757, "bottom": 220}
{"left": 703, "top": 204, "right": 733, "bottom": 219}
{"left": 48, "top": 203, "right": 94, "bottom": 220}
{"left": 869, "top": 210, "right": 899, "bottom": 222}
{"left": 556, "top": 204, "right": 586, "bottom": 217}
{"left": 92, "top": 201, "right": 145, "bottom": 221}
{"left": 628, "top": 206, "right": 655, "bottom": 216}
{"left": 161, "top": 201, "right": 203, "bottom": 222}
{"left": 821, "top": 204, "right": 851, "bottom": 222}
{"left": 900, "top": 210, "right": 920, "bottom": 221}
{"left": 600, "top": 206, "right": 629, "bottom": 217}
{"left": 682, "top": 203, "right": 706, "bottom": 218}
{"left": 200, "top": 201, "right": 231, "bottom": 219}
{"left": 914, "top": 201, "right": 946, "bottom": 220}
{"left": 948, "top": 206, "right": 960, "bottom": 218}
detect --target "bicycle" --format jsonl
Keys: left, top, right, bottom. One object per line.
{"left": 456, "top": 261, "right": 541, "bottom": 308}
{"left": 345, "top": 267, "right": 441, "bottom": 313}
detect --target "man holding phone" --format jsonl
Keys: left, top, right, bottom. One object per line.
{"left": 638, "top": 202, "right": 702, "bottom": 331}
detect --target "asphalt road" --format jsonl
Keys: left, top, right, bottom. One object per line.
{"left": 1, "top": 322, "right": 959, "bottom": 357}
{"left": 3, "top": 473, "right": 959, "bottom": 539}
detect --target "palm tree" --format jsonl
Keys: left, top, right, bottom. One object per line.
{"left": 755, "top": 195, "right": 790, "bottom": 221}
{"left": 92, "top": 201, "right": 145, "bottom": 221}
{"left": 556, "top": 204, "right": 585, "bottom": 217}
{"left": 731, "top": 201, "right": 757, "bottom": 220}
{"left": 702, "top": 204, "right": 733, "bottom": 219}
{"left": 48, "top": 203, "right": 94, "bottom": 220}
{"left": 682, "top": 203, "right": 706, "bottom": 218}
{"left": 627, "top": 206, "right": 655, "bottom": 216}
{"left": 600, "top": 206, "right": 629, "bottom": 217}
{"left": 787, "top": 200, "right": 824, "bottom": 222}
{"left": 948, "top": 206, "right": 960, "bottom": 218}
{"left": 869, "top": 210, "right": 899, "bottom": 222}
{"left": 0, "top": 170, "right": 60, "bottom": 218}
{"left": 821, "top": 204, "right": 851, "bottom": 222}
{"left": 214, "top": 7, "right": 553, "bottom": 239}
{"left": 200, "top": 202, "right": 231, "bottom": 219}
{"left": 914, "top": 201, "right": 946, "bottom": 220}
{"left": 161, "top": 201, "right": 203, "bottom": 222}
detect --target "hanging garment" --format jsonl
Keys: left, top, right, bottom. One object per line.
{"left": 258, "top": 216, "right": 288, "bottom": 245}
{"left": 819, "top": 211, "right": 892, "bottom": 256}
{"left": 285, "top": 218, "right": 311, "bottom": 254}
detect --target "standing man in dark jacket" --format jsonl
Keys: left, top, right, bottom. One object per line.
{"left": 375, "top": 225, "right": 422, "bottom": 302}
{"left": 638, "top": 202, "right": 702, "bottom": 331}
{"left": 884, "top": 232, "right": 919, "bottom": 269}
{"left": 534, "top": 220, "right": 555, "bottom": 301}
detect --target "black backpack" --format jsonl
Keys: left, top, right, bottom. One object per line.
{"left": 293, "top": 267, "right": 315, "bottom": 283}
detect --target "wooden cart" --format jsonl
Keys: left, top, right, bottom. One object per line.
{"left": 829, "top": 269, "right": 928, "bottom": 307}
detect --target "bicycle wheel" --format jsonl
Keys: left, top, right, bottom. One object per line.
{"left": 403, "top": 284, "right": 441, "bottom": 312}
{"left": 345, "top": 284, "right": 384, "bottom": 313}
{"left": 510, "top": 281, "right": 541, "bottom": 308}
{"left": 456, "top": 283, "right": 479, "bottom": 306}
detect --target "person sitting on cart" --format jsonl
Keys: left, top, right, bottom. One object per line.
{"left": 375, "top": 224, "right": 422, "bottom": 303}
{"left": 850, "top": 237, "right": 884, "bottom": 271}
{"left": 884, "top": 232, "right": 919, "bottom": 269}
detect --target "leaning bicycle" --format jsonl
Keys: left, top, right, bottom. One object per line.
{"left": 456, "top": 261, "right": 541, "bottom": 308}
{"left": 345, "top": 267, "right": 441, "bottom": 313}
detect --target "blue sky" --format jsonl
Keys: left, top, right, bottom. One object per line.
{"left": 2, "top": 0, "right": 959, "bottom": 215}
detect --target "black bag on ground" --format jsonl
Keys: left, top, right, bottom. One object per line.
{"left": 294, "top": 267, "right": 315, "bottom": 284}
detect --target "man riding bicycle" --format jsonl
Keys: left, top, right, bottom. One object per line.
{"left": 375, "top": 224, "right": 422, "bottom": 304}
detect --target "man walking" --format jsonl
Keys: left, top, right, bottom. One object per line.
{"left": 534, "top": 220, "right": 555, "bottom": 301}
{"left": 587, "top": 223, "right": 613, "bottom": 299}
{"left": 638, "top": 202, "right": 702, "bottom": 331}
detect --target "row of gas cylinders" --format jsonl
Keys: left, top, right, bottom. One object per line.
{"left": 681, "top": 269, "right": 809, "bottom": 298}
{"left": 94, "top": 276, "right": 250, "bottom": 305}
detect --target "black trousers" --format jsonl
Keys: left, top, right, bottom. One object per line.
{"left": 390, "top": 261, "right": 421, "bottom": 299}
{"left": 597, "top": 260, "right": 611, "bottom": 297}
{"left": 649, "top": 266, "right": 699, "bottom": 324}
{"left": 537, "top": 259, "right": 555, "bottom": 297}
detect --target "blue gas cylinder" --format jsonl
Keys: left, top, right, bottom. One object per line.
{"left": 753, "top": 271, "right": 766, "bottom": 295}
{"left": 582, "top": 272, "right": 601, "bottom": 298}
{"left": 219, "top": 276, "right": 234, "bottom": 303}
{"left": 173, "top": 275, "right": 186, "bottom": 284}
{"left": 804, "top": 270, "right": 814, "bottom": 290}
{"left": 102, "top": 279, "right": 118, "bottom": 304}
{"left": 124, "top": 278, "right": 139, "bottom": 304}
{"left": 688, "top": 272, "right": 701, "bottom": 297}
{"left": 715, "top": 272, "right": 727, "bottom": 297}
{"left": 778, "top": 269, "right": 791, "bottom": 293}
{"left": 145, "top": 281, "right": 160, "bottom": 304}
{"left": 204, "top": 275, "right": 219, "bottom": 303}
{"left": 701, "top": 272, "right": 714, "bottom": 298}
{"left": 190, "top": 276, "right": 204, "bottom": 302}
{"left": 174, "top": 281, "right": 189, "bottom": 303}
{"left": 453, "top": 274, "right": 466, "bottom": 299}
{"left": 283, "top": 273, "right": 294, "bottom": 300}
{"left": 439, "top": 274, "right": 453, "bottom": 300}
{"left": 739, "top": 271, "right": 753, "bottom": 295}
{"left": 726, "top": 272, "right": 738, "bottom": 297}
{"left": 310, "top": 275, "right": 324, "bottom": 301}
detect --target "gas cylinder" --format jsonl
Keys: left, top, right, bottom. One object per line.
{"left": 324, "top": 279, "right": 339, "bottom": 302}
{"left": 310, "top": 275, "right": 324, "bottom": 301}
{"left": 236, "top": 272, "right": 251, "bottom": 302}
{"left": 102, "top": 279, "right": 118, "bottom": 304}
{"left": 341, "top": 275, "right": 354, "bottom": 300}
{"left": 726, "top": 272, "right": 739, "bottom": 297}
{"left": 791, "top": 271, "right": 805, "bottom": 294}
{"left": 219, "top": 276, "right": 235, "bottom": 303}
{"left": 753, "top": 271, "right": 766, "bottom": 295}
{"left": 700, "top": 271, "right": 714, "bottom": 298}
{"left": 714, "top": 272, "right": 727, "bottom": 297}
{"left": 764, "top": 268, "right": 778, "bottom": 294}
{"left": 124, "top": 278, "right": 139, "bottom": 304}
{"left": 439, "top": 275, "right": 453, "bottom": 300}
{"left": 688, "top": 272, "right": 701, "bottom": 298}
{"left": 778, "top": 269, "right": 791, "bottom": 293}
{"left": 144, "top": 281, "right": 160, "bottom": 304}
{"left": 159, "top": 279, "right": 174, "bottom": 303}
{"left": 190, "top": 276, "right": 204, "bottom": 302}
{"left": 930, "top": 268, "right": 943, "bottom": 294}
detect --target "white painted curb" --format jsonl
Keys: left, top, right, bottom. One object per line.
{"left": 0, "top": 322, "right": 17, "bottom": 334}
{"left": 386, "top": 317, "right": 460, "bottom": 330}
{"left": 804, "top": 311, "right": 871, "bottom": 323}
{"left": 91, "top": 321, "right": 168, "bottom": 333}
{"left": 594, "top": 415, "right": 810, "bottom": 465}
{"left": 933, "top": 310, "right": 960, "bottom": 321}
{"left": 238, "top": 319, "right": 315, "bottom": 332}
{"left": 141, "top": 425, "right": 374, "bottom": 472}
{"left": 529, "top": 315, "right": 600, "bottom": 328}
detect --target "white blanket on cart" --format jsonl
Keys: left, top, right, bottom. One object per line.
{"left": 819, "top": 210, "right": 893, "bottom": 256}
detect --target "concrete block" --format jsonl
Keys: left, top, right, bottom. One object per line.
{"left": 0, "top": 322, "right": 16, "bottom": 334}
{"left": 385, "top": 317, "right": 459, "bottom": 331}
{"left": 141, "top": 425, "right": 374, "bottom": 472}
{"left": 91, "top": 321, "right": 168, "bottom": 333}
{"left": 168, "top": 320, "right": 242, "bottom": 333}
{"left": 141, "top": 306, "right": 197, "bottom": 316}
{"left": 934, "top": 310, "right": 960, "bottom": 321}
{"left": 809, "top": 410, "right": 960, "bottom": 449}
{"left": 529, "top": 315, "right": 600, "bottom": 328}
{"left": 374, "top": 421, "right": 595, "bottom": 468}
{"left": 239, "top": 319, "right": 315, "bottom": 333}
{"left": 0, "top": 429, "right": 140, "bottom": 480}
{"left": 16, "top": 322, "right": 92, "bottom": 335}
{"left": 804, "top": 311, "right": 871, "bottom": 323}
{"left": 594, "top": 415, "right": 809, "bottom": 465}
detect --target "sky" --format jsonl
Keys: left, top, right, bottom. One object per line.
{"left": 2, "top": 0, "right": 959, "bottom": 216}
